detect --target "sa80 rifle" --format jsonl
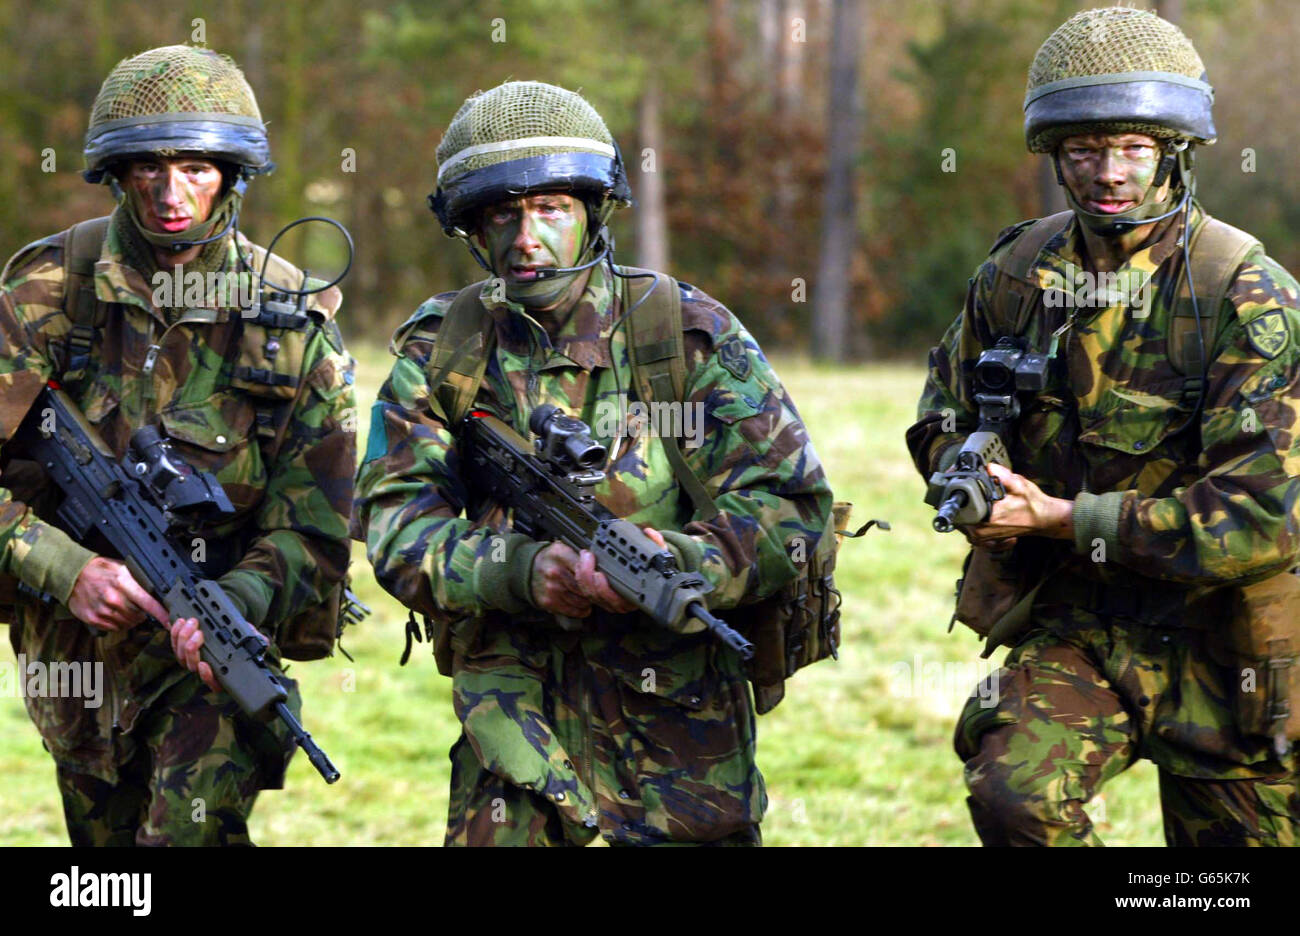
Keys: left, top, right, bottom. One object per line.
{"left": 459, "top": 404, "right": 755, "bottom": 660}
{"left": 10, "top": 383, "right": 341, "bottom": 783}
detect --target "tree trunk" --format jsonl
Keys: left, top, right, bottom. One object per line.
{"left": 812, "top": 0, "right": 863, "bottom": 362}
{"left": 778, "top": 0, "right": 806, "bottom": 121}
{"left": 760, "top": 0, "right": 781, "bottom": 95}
{"left": 635, "top": 79, "right": 670, "bottom": 272}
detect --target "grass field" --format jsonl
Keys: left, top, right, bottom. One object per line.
{"left": 0, "top": 346, "right": 1165, "bottom": 845}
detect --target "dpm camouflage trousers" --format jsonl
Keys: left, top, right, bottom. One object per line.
{"left": 55, "top": 677, "right": 300, "bottom": 846}
{"left": 442, "top": 630, "right": 764, "bottom": 847}
{"left": 955, "top": 604, "right": 1300, "bottom": 846}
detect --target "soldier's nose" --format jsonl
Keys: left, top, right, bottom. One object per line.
{"left": 157, "top": 175, "right": 183, "bottom": 209}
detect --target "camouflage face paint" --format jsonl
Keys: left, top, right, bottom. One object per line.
{"left": 123, "top": 156, "right": 224, "bottom": 235}
{"left": 1058, "top": 133, "right": 1164, "bottom": 217}
{"left": 477, "top": 194, "right": 589, "bottom": 310}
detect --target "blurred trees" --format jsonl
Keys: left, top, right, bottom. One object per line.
{"left": 1, "top": 0, "right": 1298, "bottom": 358}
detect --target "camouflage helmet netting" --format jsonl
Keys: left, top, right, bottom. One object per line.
{"left": 84, "top": 45, "right": 270, "bottom": 179}
{"left": 1026, "top": 7, "right": 1211, "bottom": 153}
{"left": 90, "top": 45, "right": 262, "bottom": 126}
{"left": 1028, "top": 7, "right": 1205, "bottom": 91}
{"left": 436, "top": 81, "right": 615, "bottom": 185}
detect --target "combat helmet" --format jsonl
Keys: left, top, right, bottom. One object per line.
{"left": 1025, "top": 6, "right": 1214, "bottom": 234}
{"left": 83, "top": 45, "right": 271, "bottom": 250}
{"left": 429, "top": 81, "right": 631, "bottom": 302}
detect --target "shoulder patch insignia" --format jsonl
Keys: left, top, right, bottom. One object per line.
{"left": 1246, "top": 310, "right": 1288, "bottom": 359}
{"left": 717, "top": 334, "right": 751, "bottom": 380}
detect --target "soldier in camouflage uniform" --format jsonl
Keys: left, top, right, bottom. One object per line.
{"left": 353, "top": 81, "right": 833, "bottom": 846}
{"left": 908, "top": 7, "right": 1300, "bottom": 846}
{"left": 0, "top": 46, "right": 356, "bottom": 845}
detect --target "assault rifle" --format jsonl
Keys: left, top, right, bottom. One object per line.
{"left": 926, "top": 337, "right": 1049, "bottom": 532}
{"left": 10, "top": 383, "right": 341, "bottom": 783}
{"left": 459, "top": 404, "right": 755, "bottom": 660}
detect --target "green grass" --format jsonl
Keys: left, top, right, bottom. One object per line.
{"left": 0, "top": 348, "right": 1163, "bottom": 845}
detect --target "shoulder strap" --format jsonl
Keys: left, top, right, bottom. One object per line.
{"left": 61, "top": 216, "right": 111, "bottom": 382}
{"left": 621, "top": 266, "right": 720, "bottom": 521}
{"left": 1169, "top": 214, "right": 1262, "bottom": 379}
{"left": 426, "top": 279, "right": 494, "bottom": 426}
{"left": 1003, "top": 211, "right": 1074, "bottom": 283}
{"left": 989, "top": 211, "right": 1073, "bottom": 334}
{"left": 62, "top": 216, "right": 110, "bottom": 323}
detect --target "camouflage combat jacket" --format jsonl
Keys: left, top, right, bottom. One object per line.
{"left": 0, "top": 211, "right": 357, "bottom": 782}
{"left": 908, "top": 202, "right": 1300, "bottom": 775}
{"left": 354, "top": 263, "right": 833, "bottom": 841}
{"left": 910, "top": 201, "right": 1300, "bottom": 590}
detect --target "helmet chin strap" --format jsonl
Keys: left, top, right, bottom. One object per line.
{"left": 1056, "top": 138, "right": 1191, "bottom": 236}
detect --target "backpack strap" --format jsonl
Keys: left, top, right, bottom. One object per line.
{"left": 60, "top": 216, "right": 111, "bottom": 384}
{"left": 988, "top": 210, "right": 1073, "bottom": 333}
{"left": 1170, "top": 215, "right": 1261, "bottom": 393}
{"left": 621, "top": 266, "right": 720, "bottom": 521}
{"left": 425, "top": 279, "right": 494, "bottom": 426}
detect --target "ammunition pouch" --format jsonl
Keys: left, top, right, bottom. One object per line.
{"left": 952, "top": 540, "right": 1061, "bottom": 641}
{"left": 953, "top": 546, "right": 1026, "bottom": 638}
{"left": 744, "top": 501, "right": 851, "bottom": 715}
{"left": 1224, "top": 572, "right": 1300, "bottom": 743}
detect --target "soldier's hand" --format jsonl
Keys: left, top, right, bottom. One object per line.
{"left": 68, "top": 557, "right": 171, "bottom": 633}
{"left": 168, "top": 617, "right": 220, "bottom": 692}
{"left": 966, "top": 464, "right": 1074, "bottom": 544}
{"left": 167, "top": 617, "right": 266, "bottom": 693}
{"left": 575, "top": 527, "right": 668, "bottom": 615}
{"left": 531, "top": 542, "right": 594, "bottom": 618}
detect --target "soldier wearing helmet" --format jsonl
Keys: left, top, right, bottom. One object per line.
{"left": 353, "top": 81, "right": 835, "bottom": 845}
{"left": 908, "top": 6, "right": 1300, "bottom": 845}
{"left": 0, "top": 46, "right": 357, "bottom": 845}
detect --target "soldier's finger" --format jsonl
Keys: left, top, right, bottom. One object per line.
{"left": 88, "top": 607, "right": 122, "bottom": 631}
{"left": 197, "top": 661, "right": 219, "bottom": 693}
{"left": 560, "top": 598, "right": 591, "bottom": 617}
{"left": 590, "top": 571, "right": 635, "bottom": 613}
{"left": 170, "top": 618, "right": 190, "bottom": 659}
{"left": 548, "top": 542, "right": 581, "bottom": 571}
{"left": 544, "top": 589, "right": 587, "bottom": 617}
{"left": 114, "top": 565, "right": 169, "bottom": 624}
{"left": 642, "top": 526, "right": 668, "bottom": 550}
{"left": 184, "top": 621, "right": 205, "bottom": 671}
{"left": 574, "top": 550, "right": 600, "bottom": 598}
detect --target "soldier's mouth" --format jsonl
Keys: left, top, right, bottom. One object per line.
{"left": 510, "top": 265, "right": 550, "bottom": 281}
{"left": 1086, "top": 199, "right": 1135, "bottom": 214}
{"left": 155, "top": 216, "right": 193, "bottom": 232}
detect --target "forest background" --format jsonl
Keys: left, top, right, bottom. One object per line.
{"left": 3, "top": 0, "right": 1290, "bottom": 358}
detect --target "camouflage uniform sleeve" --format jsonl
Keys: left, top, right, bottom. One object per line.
{"left": 0, "top": 246, "right": 99, "bottom": 605}
{"left": 666, "top": 294, "right": 834, "bottom": 610}
{"left": 1074, "top": 254, "right": 1300, "bottom": 584}
{"left": 351, "top": 300, "right": 543, "bottom": 622}
{"left": 217, "top": 304, "right": 356, "bottom": 628}
{"left": 905, "top": 259, "right": 998, "bottom": 478}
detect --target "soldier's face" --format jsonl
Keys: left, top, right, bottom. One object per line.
{"left": 1057, "top": 133, "right": 1168, "bottom": 215}
{"left": 476, "top": 194, "right": 588, "bottom": 285}
{"left": 122, "top": 156, "right": 224, "bottom": 234}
